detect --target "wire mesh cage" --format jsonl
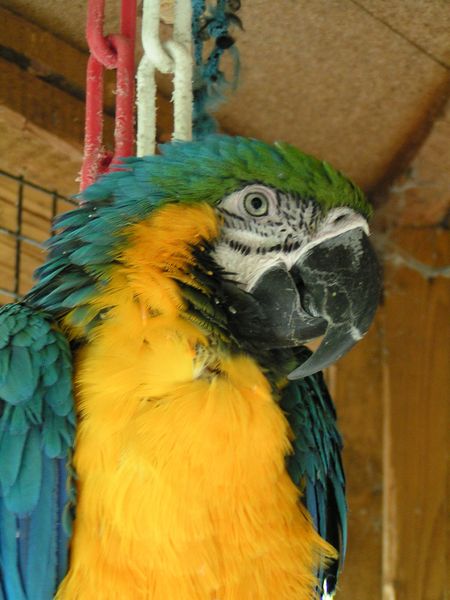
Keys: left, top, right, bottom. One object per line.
{"left": 0, "top": 170, "right": 77, "bottom": 305}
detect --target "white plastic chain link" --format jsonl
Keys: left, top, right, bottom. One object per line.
{"left": 137, "top": 0, "right": 193, "bottom": 156}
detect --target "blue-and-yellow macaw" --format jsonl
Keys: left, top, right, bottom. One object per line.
{"left": 0, "top": 136, "right": 380, "bottom": 600}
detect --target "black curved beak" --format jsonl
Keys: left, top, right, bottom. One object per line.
{"left": 250, "top": 227, "right": 381, "bottom": 378}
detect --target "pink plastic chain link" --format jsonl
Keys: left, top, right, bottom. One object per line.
{"left": 81, "top": 0, "right": 136, "bottom": 190}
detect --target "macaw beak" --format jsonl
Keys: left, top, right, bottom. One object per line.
{"left": 249, "top": 227, "right": 381, "bottom": 378}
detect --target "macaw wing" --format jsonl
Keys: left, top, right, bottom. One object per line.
{"left": 0, "top": 304, "right": 75, "bottom": 600}
{"left": 280, "top": 349, "right": 347, "bottom": 599}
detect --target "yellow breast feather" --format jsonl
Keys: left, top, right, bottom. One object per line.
{"left": 56, "top": 203, "right": 335, "bottom": 600}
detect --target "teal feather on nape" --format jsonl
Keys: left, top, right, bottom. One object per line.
{"left": 0, "top": 304, "right": 75, "bottom": 600}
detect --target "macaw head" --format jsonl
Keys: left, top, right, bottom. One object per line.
{"left": 212, "top": 186, "right": 379, "bottom": 378}
{"left": 32, "top": 135, "right": 380, "bottom": 378}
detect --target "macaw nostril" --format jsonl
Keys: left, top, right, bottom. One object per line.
{"left": 289, "top": 265, "right": 303, "bottom": 289}
{"left": 290, "top": 265, "right": 318, "bottom": 318}
{"left": 289, "top": 265, "right": 306, "bottom": 302}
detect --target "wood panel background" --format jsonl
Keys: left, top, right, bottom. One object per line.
{"left": 0, "top": 7, "right": 448, "bottom": 600}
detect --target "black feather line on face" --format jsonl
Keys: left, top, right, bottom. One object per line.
{"left": 172, "top": 241, "right": 300, "bottom": 383}
{"left": 225, "top": 239, "right": 252, "bottom": 255}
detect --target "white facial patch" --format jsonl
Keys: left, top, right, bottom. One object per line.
{"left": 213, "top": 186, "right": 369, "bottom": 291}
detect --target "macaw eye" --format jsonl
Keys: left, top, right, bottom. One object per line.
{"left": 243, "top": 192, "right": 269, "bottom": 217}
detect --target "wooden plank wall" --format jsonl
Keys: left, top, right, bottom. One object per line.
{"left": 0, "top": 9, "right": 448, "bottom": 600}
{"left": 381, "top": 228, "right": 448, "bottom": 600}
{"left": 335, "top": 99, "right": 450, "bottom": 599}
{"left": 335, "top": 228, "right": 449, "bottom": 600}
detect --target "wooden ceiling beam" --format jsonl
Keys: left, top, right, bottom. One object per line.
{"left": 0, "top": 56, "right": 90, "bottom": 151}
{"left": 0, "top": 7, "right": 89, "bottom": 98}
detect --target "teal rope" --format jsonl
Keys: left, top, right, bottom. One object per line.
{"left": 192, "top": 0, "right": 242, "bottom": 138}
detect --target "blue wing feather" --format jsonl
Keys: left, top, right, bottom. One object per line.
{"left": 0, "top": 503, "right": 27, "bottom": 600}
{"left": 0, "top": 304, "right": 75, "bottom": 600}
{"left": 280, "top": 349, "right": 347, "bottom": 598}
{"left": 4, "top": 428, "right": 42, "bottom": 515}
{"left": 24, "top": 455, "right": 57, "bottom": 599}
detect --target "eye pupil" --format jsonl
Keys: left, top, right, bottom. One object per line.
{"left": 251, "top": 197, "right": 263, "bottom": 210}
